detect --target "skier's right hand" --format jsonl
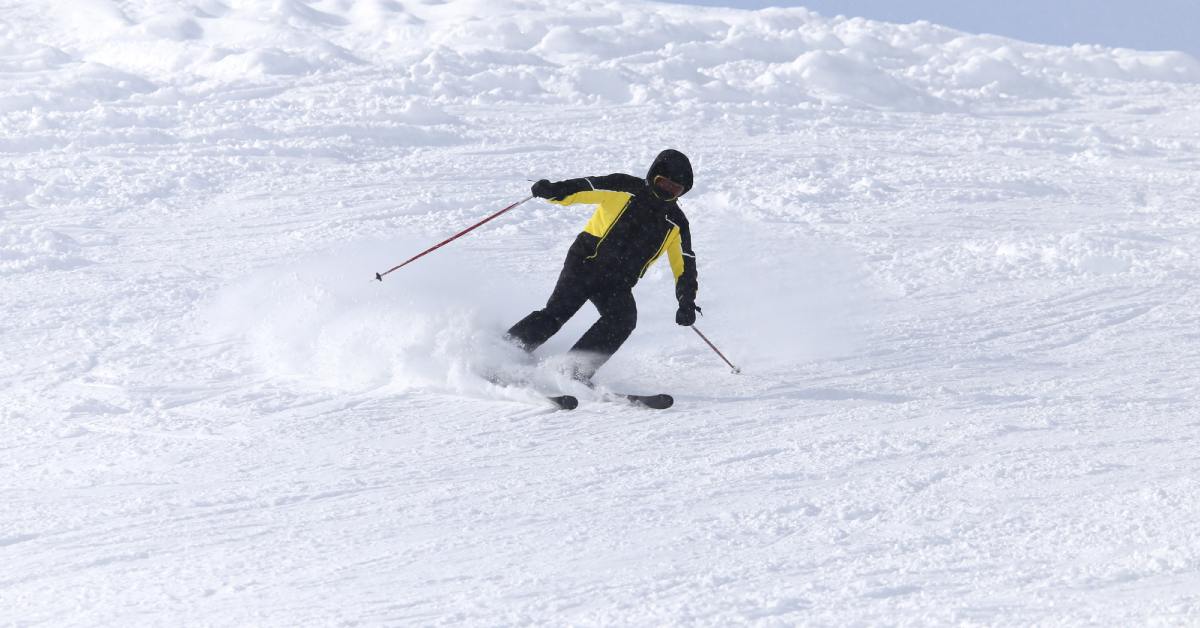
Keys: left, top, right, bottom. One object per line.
{"left": 531, "top": 179, "right": 558, "bottom": 200}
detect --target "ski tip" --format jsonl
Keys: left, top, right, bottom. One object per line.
{"left": 628, "top": 394, "right": 674, "bottom": 409}
{"left": 550, "top": 395, "right": 579, "bottom": 410}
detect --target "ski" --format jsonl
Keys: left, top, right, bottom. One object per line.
{"left": 548, "top": 394, "right": 579, "bottom": 410}
{"left": 617, "top": 393, "right": 674, "bottom": 409}
{"left": 483, "top": 373, "right": 577, "bottom": 411}
{"left": 482, "top": 371, "right": 664, "bottom": 410}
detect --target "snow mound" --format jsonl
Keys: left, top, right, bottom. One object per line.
{"left": 0, "top": 37, "right": 155, "bottom": 112}
{"left": 0, "top": 225, "right": 90, "bottom": 274}
{"left": 3, "top": 1, "right": 1197, "bottom": 114}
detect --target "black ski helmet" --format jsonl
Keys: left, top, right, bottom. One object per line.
{"left": 646, "top": 149, "right": 693, "bottom": 200}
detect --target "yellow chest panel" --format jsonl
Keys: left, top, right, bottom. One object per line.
{"left": 553, "top": 189, "right": 634, "bottom": 238}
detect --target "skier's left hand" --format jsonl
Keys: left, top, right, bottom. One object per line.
{"left": 675, "top": 300, "right": 697, "bottom": 326}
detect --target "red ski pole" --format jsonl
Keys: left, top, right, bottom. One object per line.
{"left": 692, "top": 325, "right": 741, "bottom": 374}
{"left": 375, "top": 196, "right": 533, "bottom": 282}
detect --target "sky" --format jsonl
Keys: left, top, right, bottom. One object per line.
{"left": 674, "top": 0, "right": 1200, "bottom": 58}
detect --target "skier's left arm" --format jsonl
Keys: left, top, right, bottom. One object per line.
{"left": 666, "top": 211, "right": 699, "bottom": 326}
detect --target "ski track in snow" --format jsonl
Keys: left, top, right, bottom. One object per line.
{"left": 3, "top": 0, "right": 1200, "bottom": 625}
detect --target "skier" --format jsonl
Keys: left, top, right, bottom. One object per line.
{"left": 505, "top": 149, "right": 699, "bottom": 383}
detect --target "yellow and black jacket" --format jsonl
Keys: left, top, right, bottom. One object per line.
{"left": 543, "top": 169, "right": 698, "bottom": 305}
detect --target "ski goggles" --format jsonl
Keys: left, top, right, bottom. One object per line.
{"left": 652, "top": 175, "right": 685, "bottom": 200}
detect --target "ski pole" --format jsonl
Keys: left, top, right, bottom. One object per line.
{"left": 375, "top": 196, "right": 534, "bottom": 281}
{"left": 692, "top": 325, "right": 741, "bottom": 374}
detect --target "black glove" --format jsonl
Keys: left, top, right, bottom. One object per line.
{"left": 675, "top": 300, "right": 697, "bottom": 326}
{"left": 531, "top": 179, "right": 558, "bottom": 200}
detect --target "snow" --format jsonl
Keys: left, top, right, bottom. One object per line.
{"left": 3, "top": 0, "right": 1200, "bottom": 624}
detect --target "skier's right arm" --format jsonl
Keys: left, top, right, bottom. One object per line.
{"left": 531, "top": 178, "right": 591, "bottom": 202}
{"left": 530, "top": 175, "right": 633, "bottom": 205}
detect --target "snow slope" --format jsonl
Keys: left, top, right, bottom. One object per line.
{"left": 3, "top": 0, "right": 1200, "bottom": 624}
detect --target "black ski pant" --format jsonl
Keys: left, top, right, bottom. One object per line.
{"left": 506, "top": 238, "right": 637, "bottom": 379}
